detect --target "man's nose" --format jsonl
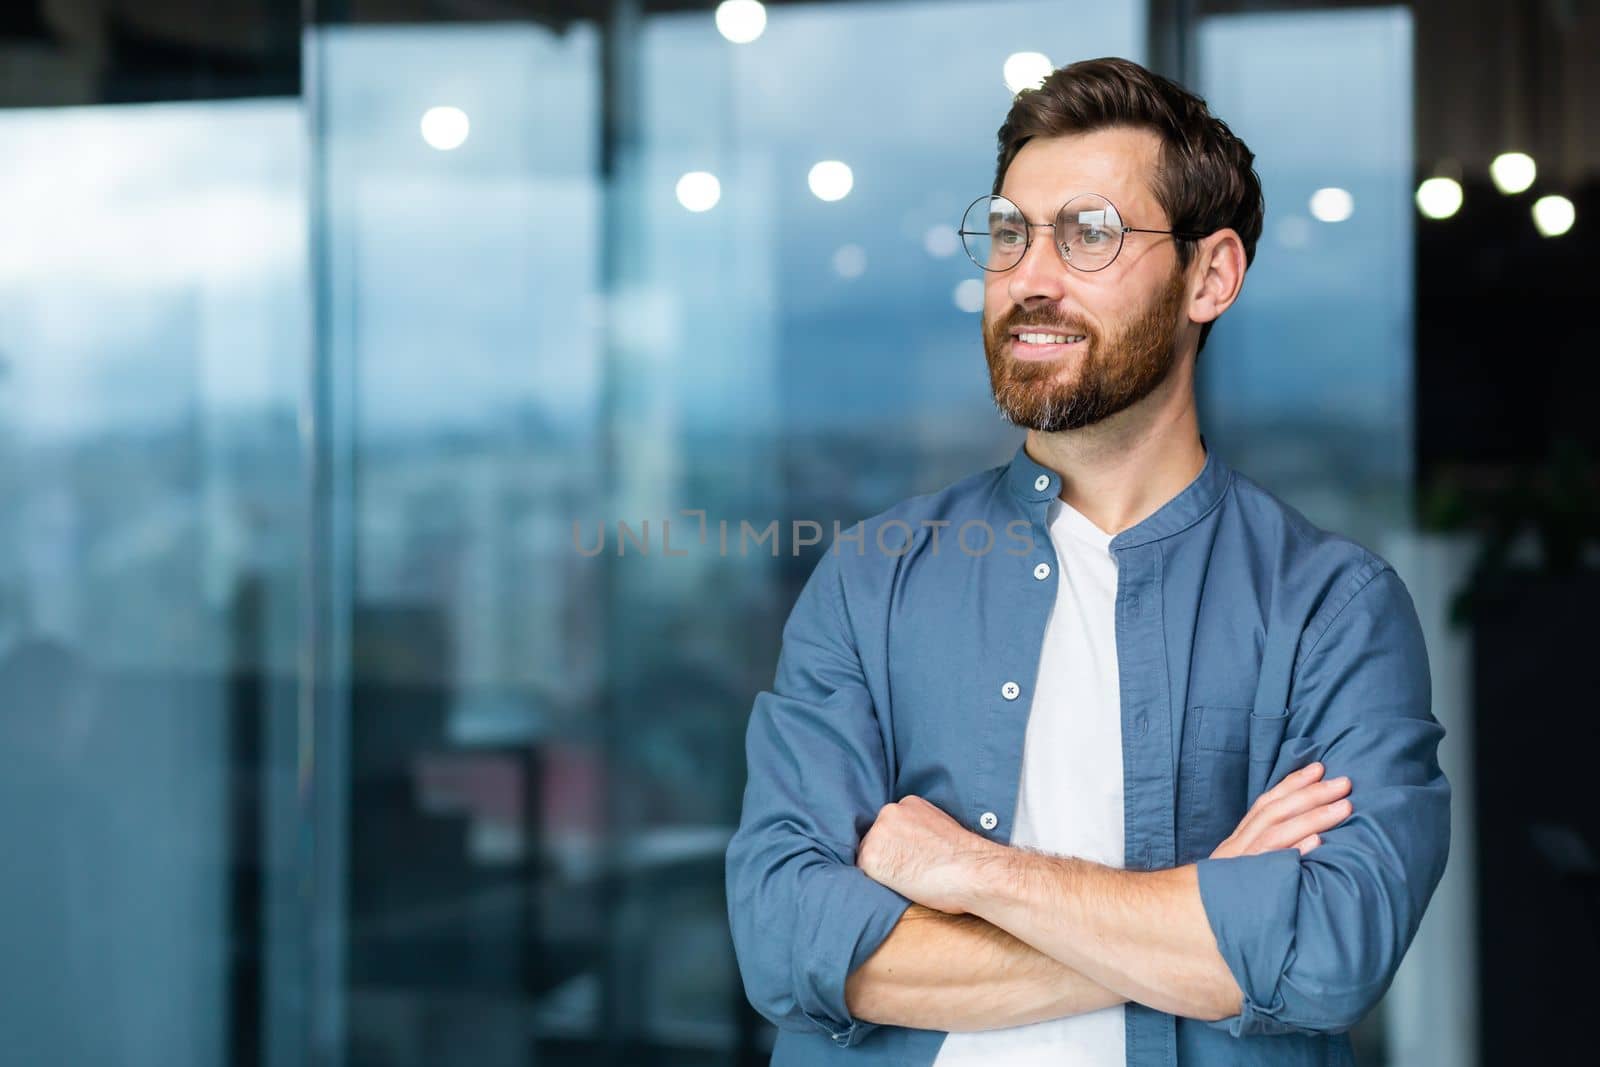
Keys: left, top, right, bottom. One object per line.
{"left": 1006, "top": 230, "right": 1069, "bottom": 307}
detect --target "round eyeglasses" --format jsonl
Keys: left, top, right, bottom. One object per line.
{"left": 959, "top": 193, "right": 1209, "bottom": 273}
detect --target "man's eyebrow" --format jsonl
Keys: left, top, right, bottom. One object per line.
{"left": 1004, "top": 192, "right": 1134, "bottom": 218}
{"left": 1001, "top": 195, "right": 1071, "bottom": 218}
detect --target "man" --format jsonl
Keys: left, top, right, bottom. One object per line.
{"left": 725, "top": 56, "right": 1450, "bottom": 1066}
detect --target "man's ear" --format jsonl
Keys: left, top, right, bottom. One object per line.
{"left": 1188, "top": 228, "right": 1248, "bottom": 327}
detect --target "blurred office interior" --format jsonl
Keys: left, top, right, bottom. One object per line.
{"left": 0, "top": 1, "right": 1594, "bottom": 1064}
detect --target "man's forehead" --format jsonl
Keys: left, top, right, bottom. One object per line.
{"left": 1000, "top": 129, "right": 1162, "bottom": 219}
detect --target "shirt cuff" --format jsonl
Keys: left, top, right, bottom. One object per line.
{"left": 1193, "top": 849, "right": 1303, "bottom": 1037}
{"left": 793, "top": 863, "right": 915, "bottom": 1047}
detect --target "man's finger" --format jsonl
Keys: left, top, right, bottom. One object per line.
{"left": 1256, "top": 775, "right": 1350, "bottom": 827}
{"left": 1294, "top": 833, "right": 1320, "bottom": 855}
{"left": 1252, "top": 761, "right": 1324, "bottom": 810}
{"left": 1271, "top": 799, "right": 1353, "bottom": 850}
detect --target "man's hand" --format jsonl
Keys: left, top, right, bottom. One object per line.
{"left": 858, "top": 761, "right": 1351, "bottom": 915}
{"left": 1210, "top": 760, "right": 1352, "bottom": 859}
{"left": 857, "top": 795, "right": 999, "bottom": 915}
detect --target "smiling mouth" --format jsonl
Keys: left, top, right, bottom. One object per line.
{"left": 1009, "top": 331, "right": 1088, "bottom": 360}
{"left": 1013, "top": 331, "right": 1087, "bottom": 345}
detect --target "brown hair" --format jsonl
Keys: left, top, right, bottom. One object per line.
{"left": 993, "top": 56, "right": 1264, "bottom": 355}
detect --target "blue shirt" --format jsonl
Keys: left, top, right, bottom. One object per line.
{"left": 725, "top": 439, "right": 1451, "bottom": 1066}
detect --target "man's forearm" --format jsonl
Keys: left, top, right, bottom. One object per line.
{"left": 963, "top": 848, "right": 1242, "bottom": 1022}
{"left": 844, "top": 903, "right": 1127, "bottom": 1032}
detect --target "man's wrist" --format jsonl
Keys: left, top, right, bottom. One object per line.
{"left": 960, "top": 839, "right": 1031, "bottom": 919}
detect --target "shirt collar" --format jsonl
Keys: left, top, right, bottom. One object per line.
{"left": 1003, "top": 434, "right": 1233, "bottom": 551}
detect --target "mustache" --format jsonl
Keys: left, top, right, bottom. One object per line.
{"left": 999, "top": 311, "right": 1093, "bottom": 335}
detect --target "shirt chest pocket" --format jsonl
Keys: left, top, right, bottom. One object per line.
{"left": 1180, "top": 705, "right": 1292, "bottom": 861}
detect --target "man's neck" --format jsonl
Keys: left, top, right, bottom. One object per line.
{"left": 1023, "top": 379, "right": 1207, "bottom": 539}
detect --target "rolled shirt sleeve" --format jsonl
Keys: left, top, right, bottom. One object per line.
{"left": 1194, "top": 563, "right": 1452, "bottom": 1037}
{"left": 725, "top": 547, "right": 913, "bottom": 1047}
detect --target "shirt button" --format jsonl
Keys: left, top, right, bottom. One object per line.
{"left": 1033, "top": 474, "right": 1050, "bottom": 492}
{"left": 1033, "top": 562, "right": 1051, "bottom": 580}
{"left": 979, "top": 811, "right": 999, "bottom": 830}
{"left": 1001, "top": 681, "right": 1020, "bottom": 700}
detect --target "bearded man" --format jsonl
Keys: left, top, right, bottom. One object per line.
{"left": 726, "top": 55, "right": 1450, "bottom": 1067}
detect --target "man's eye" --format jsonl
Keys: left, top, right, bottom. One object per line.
{"left": 995, "top": 227, "right": 1026, "bottom": 246}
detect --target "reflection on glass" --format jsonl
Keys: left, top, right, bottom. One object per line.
{"left": 1196, "top": 8, "right": 1414, "bottom": 554}
{"left": 0, "top": 99, "right": 307, "bottom": 1065}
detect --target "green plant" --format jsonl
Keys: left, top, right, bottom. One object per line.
{"left": 1419, "top": 438, "right": 1600, "bottom": 627}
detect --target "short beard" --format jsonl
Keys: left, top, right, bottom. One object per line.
{"left": 983, "top": 264, "right": 1188, "bottom": 433}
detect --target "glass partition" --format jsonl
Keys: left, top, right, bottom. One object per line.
{"left": 310, "top": 3, "right": 1144, "bottom": 1061}
{"left": 0, "top": 99, "right": 308, "bottom": 1066}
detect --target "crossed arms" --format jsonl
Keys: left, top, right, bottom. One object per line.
{"left": 725, "top": 551, "right": 1451, "bottom": 1045}
{"left": 843, "top": 762, "right": 1352, "bottom": 1031}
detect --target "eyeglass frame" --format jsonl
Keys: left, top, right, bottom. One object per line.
{"left": 959, "top": 192, "right": 1211, "bottom": 273}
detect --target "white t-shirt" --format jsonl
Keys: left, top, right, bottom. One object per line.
{"left": 932, "top": 496, "right": 1126, "bottom": 1066}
